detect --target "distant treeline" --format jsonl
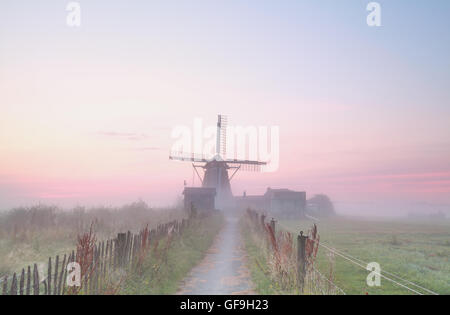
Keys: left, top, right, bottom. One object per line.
{"left": 0, "top": 201, "right": 184, "bottom": 239}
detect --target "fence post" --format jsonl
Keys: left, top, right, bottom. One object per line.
{"left": 2, "top": 276, "right": 7, "bottom": 295}
{"left": 297, "top": 231, "right": 307, "bottom": 293}
{"left": 26, "top": 266, "right": 31, "bottom": 295}
{"left": 100, "top": 241, "right": 105, "bottom": 282}
{"left": 270, "top": 218, "right": 276, "bottom": 235}
{"left": 47, "top": 257, "right": 52, "bottom": 295}
{"left": 53, "top": 255, "right": 59, "bottom": 295}
{"left": 109, "top": 240, "right": 113, "bottom": 272}
{"left": 10, "top": 273, "right": 17, "bottom": 295}
{"left": 116, "top": 233, "right": 126, "bottom": 267}
{"left": 57, "top": 254, "right": 66, "bottom": 295}
{"left": 19, "top": 268, "right": 25, "bottom": 295}
{"left": 126, "top": 231, "right": 132, "bottom": 266}
{"left": 33, "top": 264, "right": 39, "bottom": 295}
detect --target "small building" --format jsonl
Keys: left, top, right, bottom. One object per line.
{"left": 266, "top": 188, "right": 306, "bottom": 217}
{"left": 183, "top": 187, "right": 216, "bottom": 212}
{"left": 235, "top": 187, "right": 306, "bottom": 218}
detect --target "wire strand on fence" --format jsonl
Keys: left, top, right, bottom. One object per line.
{"left": 316, "top": 242, "right": 424, "bottom": 295}
{"left": 310, "top": 264, "right": 346, "bottom": 295}
{"left": 304, "top": 214, "right": 320, "bottom": 222}
{"left": 316, "top": 241, "right": 439, "bottom": 295}
{"left": 276, "top": 220, "right": 439, "bottom": 295}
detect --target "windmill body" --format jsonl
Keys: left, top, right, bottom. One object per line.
{"left": 170, "top": 115, "right": 266, "bottom": 209}
{"left": 202, "top": 160, "right": 233, "bottom": 205}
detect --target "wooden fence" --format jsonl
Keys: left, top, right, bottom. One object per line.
{"left": 1, "top": 218, "right": 191, "bottom": 295}
{"left": 245, "top": 208, "right": 311, "bottom": 293}
{"left": 246, "top": 208, "right": 348, "bottom": 295}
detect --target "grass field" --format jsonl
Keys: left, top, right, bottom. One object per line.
{"left": 0, "top": 203, "right": 185, "bottom": 278}
{"left": 0, "top": 206, "right": 224, "bottom": 295}
{"left": 0, "top": 229, "right": 77, "bottom": 277}
{"left": 278, "top": 216, "right": 450, "bottom": 295}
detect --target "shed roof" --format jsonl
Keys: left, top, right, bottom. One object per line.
{"left": 264, "top": 188, "right": 305, "bottom": 200}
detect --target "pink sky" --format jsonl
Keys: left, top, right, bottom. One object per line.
{"left": 1, "top": 1, "right": 449, "bottom": 215}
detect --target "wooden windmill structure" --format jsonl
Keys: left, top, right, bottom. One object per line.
{"left": 169, "top": 115, "right": 267, "bottom": 208}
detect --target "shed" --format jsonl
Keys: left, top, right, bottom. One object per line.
{"left": 183, "top": 187, "right": 216, "bottom": 212}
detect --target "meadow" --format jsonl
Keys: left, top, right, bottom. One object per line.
{"left": 0, "top": 201, "right": 185, "bottom": 278}
{"left": 278, "top": 216, "right": 450, "bottom": 295}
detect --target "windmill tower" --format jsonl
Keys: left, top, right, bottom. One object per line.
{"left": 169, "top": 115, "right": 267, "bottom": 208}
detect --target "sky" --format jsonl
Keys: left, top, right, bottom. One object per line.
{"left": 0, "top": 0, "right": 449, "bottom": 215}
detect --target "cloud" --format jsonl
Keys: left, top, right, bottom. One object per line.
{"left": 132, "top": 147, "right": 164, "bottom": 151}
{"left": 95, "top": 132, "right": 165, "bottom": 152}
{"left": 97, "top": 131, "right": 150, "bottom": 141}
{"left": 37, "top": 193, "right": 83, "bottom": 199}
{"left": 325, "top": 171, "right": 450, "bottom": 183}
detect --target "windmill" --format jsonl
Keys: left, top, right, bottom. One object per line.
{"left": 169, "top": 115, "right": 267, "bottom": 208}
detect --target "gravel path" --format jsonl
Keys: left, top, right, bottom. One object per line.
{"left": 177, "top": 215, "right": 255, "bottom": 295}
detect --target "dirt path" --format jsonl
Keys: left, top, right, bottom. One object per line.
{"left": 177, "top": 215, "right": 255, "bottom": 295}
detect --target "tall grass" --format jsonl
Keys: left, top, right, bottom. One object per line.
{"left": 119, "top": 212, "right": 224, "bottom": 294}
{"left": 242, "top": 209, "right": 341, "bottom": 295}
{"left": 0, "top": 201, "right": 185, "bottom": 278}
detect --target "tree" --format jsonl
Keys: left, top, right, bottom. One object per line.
{"left": 307, "top": 194, "right": 336, "bottom": 217}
